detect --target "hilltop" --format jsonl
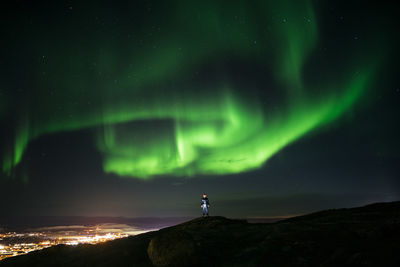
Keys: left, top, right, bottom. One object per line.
{"left": 1, "top": 201, "right": 399, "bottom": 266}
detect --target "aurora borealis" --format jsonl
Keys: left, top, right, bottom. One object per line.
{"left": 0, "top": 0, "right": 398, "bottom": 217}
{"left": 1, "top": 0, "right": 379, "bottom": 178}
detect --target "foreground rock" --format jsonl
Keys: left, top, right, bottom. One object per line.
{"left": 1, "top": 202, "right": 400, "bottom": 266}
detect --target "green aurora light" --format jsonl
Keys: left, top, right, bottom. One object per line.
{"left": 2, "top": 0, "right": 383, "bottom": 179}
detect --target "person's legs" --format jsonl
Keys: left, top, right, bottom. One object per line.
{"left": 202, "top": 205, "right": 208, "bottom": 217}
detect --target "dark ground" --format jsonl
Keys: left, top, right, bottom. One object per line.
{"left": 1, "top": 201, "right": 399, "bottom": 267}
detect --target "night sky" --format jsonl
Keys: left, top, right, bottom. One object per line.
{"left": 1, "top": 0, "right": 399, "bottom": 218}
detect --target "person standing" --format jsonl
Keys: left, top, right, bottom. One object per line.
{"left": 201, "top": 193, "right": 210, "bottom": 217}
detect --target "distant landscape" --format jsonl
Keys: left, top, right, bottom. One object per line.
{"left": 0, "top": 216, "right": 194, "bottom": 232}
{"left": 0, "top": 215, "right": 287, "bottom": 261}
{"left": 1, "top": 201, "right": 399, "bottom": 266}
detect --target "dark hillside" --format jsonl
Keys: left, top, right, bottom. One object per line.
{"left": 1, "top": 202, "right": 399, "bottom": 267}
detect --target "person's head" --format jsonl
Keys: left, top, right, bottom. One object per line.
{"left": 202, "top": 193, "right": 207, "bottom": 198}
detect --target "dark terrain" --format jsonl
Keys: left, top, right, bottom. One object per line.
{"left": 1, "top": 201, "right": 399, "bottom": 266}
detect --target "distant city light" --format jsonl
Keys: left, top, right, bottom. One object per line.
{"left": 0, "top": 224, "right": 151, "bottom": 261}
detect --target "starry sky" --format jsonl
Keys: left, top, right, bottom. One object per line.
{"left": 1, "top": 0, "right": 399, "bottom": 218}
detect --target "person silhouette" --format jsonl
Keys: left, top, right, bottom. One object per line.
{"left": 201, "top": 193, "right": 210, "bottom": 217}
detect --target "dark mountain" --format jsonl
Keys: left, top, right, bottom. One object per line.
{"left": 1, "top": 201, "right": 399, "bottom": 267}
